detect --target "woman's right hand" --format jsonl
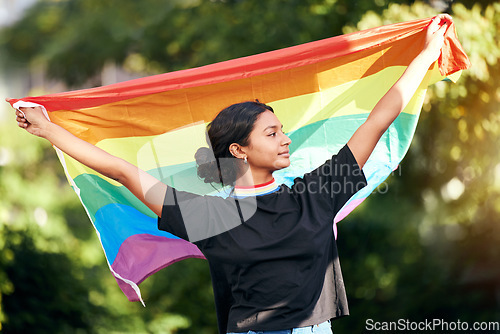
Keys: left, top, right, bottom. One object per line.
{"left": 13, "top": 104, "right": 50, "bottom": 138}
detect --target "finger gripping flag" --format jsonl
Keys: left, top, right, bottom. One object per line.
{"left": 8, "top": 17, "right": 470, "bottom": 305}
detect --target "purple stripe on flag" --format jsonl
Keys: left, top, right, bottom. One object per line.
{"left": 111, "top": 234, "right": 205, "bottom": 301}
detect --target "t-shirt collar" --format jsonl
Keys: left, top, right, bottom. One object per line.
{"left": 232, "top": 178, "right": 280, "bottom": 198}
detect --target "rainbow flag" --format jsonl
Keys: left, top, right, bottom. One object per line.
{"left": 8, "top": 17, "right": 470, "bottom": 304}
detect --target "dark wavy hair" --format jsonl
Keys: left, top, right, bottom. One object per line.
{"left": 195, "top": 100, "right": 274, "bottom": 186}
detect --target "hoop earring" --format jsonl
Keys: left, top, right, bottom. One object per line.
{"left": 244, "top": 156, "right": 248, "bottom": 164}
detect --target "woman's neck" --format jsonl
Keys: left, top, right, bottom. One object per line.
{"left": 234, "top": 167, "right": 274, "bottom": 187}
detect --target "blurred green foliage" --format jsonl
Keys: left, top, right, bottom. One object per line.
{"left": 1, "top": 0, "right": 499, "bottom": 333}
{"left": 0, "top": 0, "right": 418, "bottom": 87}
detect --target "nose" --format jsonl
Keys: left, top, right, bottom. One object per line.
{"left": 282, "top": 132, "right": 292, "bottom": 146}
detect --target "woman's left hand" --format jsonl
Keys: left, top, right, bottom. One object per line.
{"left": 422, "top": 14, "right": 452, "bottom": 63}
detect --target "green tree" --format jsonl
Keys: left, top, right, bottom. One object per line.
{"left": 0, "top": 0, "right": 415, "bottom": 87}
{"left": 0, "top": 228, "right": 101, "bottom": 333}
{"left": 335, "top": 2, "right": 500, "bottom": 332}
{"left": 0, "top": 119, "right": 109, "bottom": 332}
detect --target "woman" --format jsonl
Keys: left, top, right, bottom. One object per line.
{"left": 13, "top": 15, "right": 450, "bottom": 334}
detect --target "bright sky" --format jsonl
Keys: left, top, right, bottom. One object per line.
{"left": 0, "top": 0, "right": 38, "bottom": 27}
{"left": 0, "top": 0, "right": 39, "bottom": 122}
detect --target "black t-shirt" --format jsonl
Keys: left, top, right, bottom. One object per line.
{"left": 158, "top": 145, "right": 367, "bottom": 333}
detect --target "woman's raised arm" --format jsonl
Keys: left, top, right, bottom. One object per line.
{"left": 14, "top": 105, "right": 166, "bottom": 217}
{"left": 347, "top": 14, "right": 452, "bottom": 168}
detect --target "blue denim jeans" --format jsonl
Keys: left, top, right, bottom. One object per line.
{"left": 227, "top": 320, "right": 332, "bottom": 334}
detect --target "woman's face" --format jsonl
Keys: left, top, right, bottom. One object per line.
{"left": 242, "top": 110, "right": 292, "bottom": 174}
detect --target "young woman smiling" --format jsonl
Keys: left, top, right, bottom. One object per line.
{"left": 13, "top": 14, "right": 451, "bottom": 334}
